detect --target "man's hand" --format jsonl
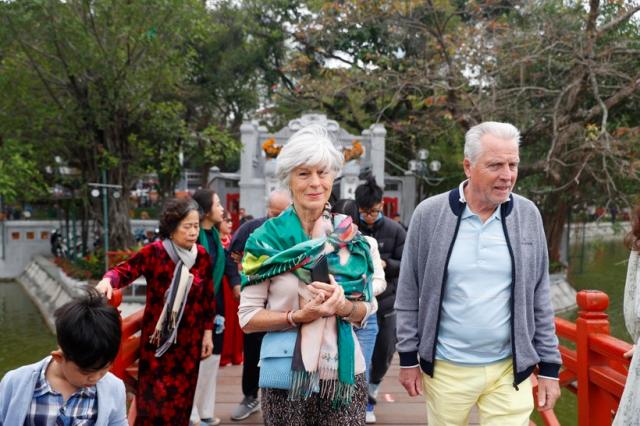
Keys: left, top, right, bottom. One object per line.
{"left": 537, "top": 377, "right": 561, "bottom": 411}
{"left": 230, "top": 251, "right": 242, "bottom": 264}
{"left": 399, "top": 366, "right": 423, "bottom": 397}
{"left": 233, "top": 285, "right": 241, "bottom": 301}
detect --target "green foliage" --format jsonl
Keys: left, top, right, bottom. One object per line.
{"left": 270, "top": 0, "right": 640, "bottom": 260}
{"left": 0, "top": 0, "right": 288, "bottom": 247}
{"left": 1, "top": 0, "right": 638, "bottom": 259}
{"left": 131, "top": 101, "right": 188, "bottom": 196}
{"left": 0, "top": 139, "right": 46, "bottom": 202}
{"left": 194, "top": 125, "right": 242, "bottom": 173}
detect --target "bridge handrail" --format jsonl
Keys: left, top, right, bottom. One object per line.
{"left": 554, "top": 290, "right": 632, "bottom": 426}
{"left": 106, "top": 288, "right": 634, "bottom": 426}
{"left": 108, "top": 289, "right": 143, "bottom": 425}
{"left": 555, "top": 317, "right": 577, "bottom": 340}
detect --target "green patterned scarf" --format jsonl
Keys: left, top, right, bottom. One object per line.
{"left": 241, "top": 206, "right": 373, "bottom": 405}
{"left": 198, "top": 227, "right": 226, "bottom": 296}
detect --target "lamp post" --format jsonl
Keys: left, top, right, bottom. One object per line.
{"left": 408, "top": 148, "right": 444, "bottom": 201}
{"left": 89, "top": 172, "right": 122, "bottom": 272}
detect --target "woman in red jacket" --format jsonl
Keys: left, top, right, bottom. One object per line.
{"left": 96, "top": 198, "right": 214, "bottom": 425}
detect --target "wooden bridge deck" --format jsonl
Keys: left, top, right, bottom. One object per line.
{"left": 210, "top": 356, "right": 480, "bottom": 425}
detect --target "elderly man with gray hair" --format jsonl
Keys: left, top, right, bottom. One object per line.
{"left": 395, "top": 121, "right": 562, "bottom": 425}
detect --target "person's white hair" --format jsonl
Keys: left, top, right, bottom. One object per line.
{"left": 276, "top": 124, "right": 344, "bottom": 188}
{"left": 464, "top": 121, "right": 521, "bottom": 164}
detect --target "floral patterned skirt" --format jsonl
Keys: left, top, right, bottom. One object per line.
{"left": 261, "top": 374, "right": 367, "bottom": 426}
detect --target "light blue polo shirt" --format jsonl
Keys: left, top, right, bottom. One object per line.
{"left": 435, "top": 182, "right": 512, "bottom": 365}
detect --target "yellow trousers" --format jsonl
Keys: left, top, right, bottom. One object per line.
{"left": 422, "top": 359, "right": 533, "bottom": 426}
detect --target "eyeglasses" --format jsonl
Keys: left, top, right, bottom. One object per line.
{"left": 224, "top": 218, "right": 233, "bottom": 223}
{"left": 359, "top": 208, "right": 382, "bottom": 216}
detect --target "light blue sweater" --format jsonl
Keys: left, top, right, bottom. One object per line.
{"left": 0, "top": 357, "right": 127, "bottom": 426}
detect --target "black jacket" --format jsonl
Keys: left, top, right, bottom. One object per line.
{"left": 360, "top": 216, "right": 406, "bottom": 315}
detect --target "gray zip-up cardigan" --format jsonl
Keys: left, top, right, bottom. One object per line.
{"left": 395, "top": 188, "right": 562, "bottom": 386}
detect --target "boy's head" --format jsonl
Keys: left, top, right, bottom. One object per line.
{"left": 355, "top": 177, "right": 384, "bottom": 226}
{"left": 51, "top": 287, "right": 121, "bottom": 387}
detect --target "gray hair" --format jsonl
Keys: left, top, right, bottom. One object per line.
{"left": 276, "top": 124, "right": 344, "bottom": 188}
{"left": 464, "top": 121, "right": 521, "bottom": 164}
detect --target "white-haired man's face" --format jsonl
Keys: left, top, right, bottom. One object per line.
{"left": 289, "top": 164, "right": 333, "bottom": 214}
{"left": 463, "top": 133, "right": 519, "bottom": 210}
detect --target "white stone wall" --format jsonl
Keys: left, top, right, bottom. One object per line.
{"left": 16, "top": 256, "right": 86, "bottom": 332}
{"left": 568, "top": 221, "right": 630, "bottom": 243}
{"left": 0, "top": 219, "right": 158, "bottom": 278}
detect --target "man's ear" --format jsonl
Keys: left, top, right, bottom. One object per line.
{"left": 463, "top": 159, "right": 472, "bottom": 178}
{"left": 50, "top": 349, "right": 64, "bottom": 363}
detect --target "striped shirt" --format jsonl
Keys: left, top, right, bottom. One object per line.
{"left": 24, "top": 356, "right": 98, "bottom": 426}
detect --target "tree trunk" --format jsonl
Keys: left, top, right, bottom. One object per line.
{"left": 80, "top": 197, "right": 88, "bottom": 256}
{"left": 158, "top": 174, "right": 175, "bottom": 200}
{"left": 103, "top": 120, "right": 133, "bottom": 250}
{"left": 541, "top": 191, "right": 569, "bottom": 266}
{"left": 108, "top": 191, "right": 132, "bottom": 249}
{"left": 200, "top": 162, "right": 211, "bottom": 188}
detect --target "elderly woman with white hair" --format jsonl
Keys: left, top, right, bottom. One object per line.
{"left": 238, "top": 124, "right": 374, "bottom": 425}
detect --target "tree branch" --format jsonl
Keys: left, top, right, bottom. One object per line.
{"left": 582, "top": 74, "right": 640, "bottom": 121}
{"left": 597, "top": 5, "right": 640, "bottom": 35}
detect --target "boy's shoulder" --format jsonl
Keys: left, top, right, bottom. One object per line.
{"left": 2, "top": 359, "right": 124, "bottom": 393}
{"left": 96, "top": 371, "right": 125, "bottom": 395}
{"left": 99, "top": 371, "right": 124, "bottom": 386}
{"left": 1, "top": 357, "right": 48, "bottom": 384}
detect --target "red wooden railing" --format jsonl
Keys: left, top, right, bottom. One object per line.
{"left": 552, "top": 290, "right": 633, "bottom": 426}
{"left": 108, "top": 289, "right": 144, "bottom": 425}
{"left": 107, "top": 289, "right": 633, "bottom": 426}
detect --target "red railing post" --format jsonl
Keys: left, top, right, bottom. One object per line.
{"left": 107, "top": 288, "right": 142, "bottom": 425}
{"left": 576, "top": 290, "right": 612, "bottom": 426}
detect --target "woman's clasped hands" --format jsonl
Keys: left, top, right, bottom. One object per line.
{"left": 295, "top": 275, "right": 351, "bottom": 323}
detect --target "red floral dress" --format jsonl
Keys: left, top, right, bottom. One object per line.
{"left": 104, "top": 240, "right": 214, "bottom": 426}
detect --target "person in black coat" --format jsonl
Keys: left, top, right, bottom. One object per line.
{"left": 355, "top": 177, "right": 406, "bottom": 417}
{"left": 227, "top": 190, "right": 291, "bottom": 421}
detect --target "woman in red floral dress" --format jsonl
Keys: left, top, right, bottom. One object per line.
{"left": 96, "top": 198, "right": 214, "bottom": 425}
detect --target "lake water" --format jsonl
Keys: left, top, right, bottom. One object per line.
{"left": 0, "top": 281, "right": 56, "bottom": 377}
{"left": 535, "top": 239, "right": 631, "bottom": 426}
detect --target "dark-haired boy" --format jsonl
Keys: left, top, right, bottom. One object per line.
{"left": 0, "top": 288, "right": 127, "bottom": 425}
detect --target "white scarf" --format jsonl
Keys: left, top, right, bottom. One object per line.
{"left": 150, "top": 239, "right": 198, "bottom": 357}
{"left": 624, "top": 250, "right": 640, "bottom": 343}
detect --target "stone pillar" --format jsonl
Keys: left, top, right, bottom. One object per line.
{"left": 340, "top": 160, "right": 361, "bottom": 200}
{"left": 264, "top": 158, "right": 280, "bottom": 197}
{"left": 369, "top": 124, "right": 387, "bottom": 189}
{"left": 400, "top": 173, "right": 417, "bottom": 225}
{"left": 239, "top": 121, "right": 266, "bottom": 217}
